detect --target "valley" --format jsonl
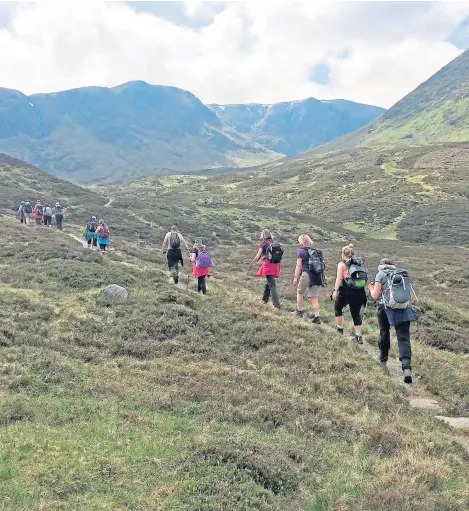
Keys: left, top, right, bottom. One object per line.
{"left": 2, "top": 152, "right": 469, "bottom": 509}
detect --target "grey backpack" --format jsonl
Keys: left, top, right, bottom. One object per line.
{"left": 383, "top": 268, "right": 415, "bottom": 309}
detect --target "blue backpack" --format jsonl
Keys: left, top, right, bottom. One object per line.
{"left": 24, "top": 202, "right": 32, "bottom": 214}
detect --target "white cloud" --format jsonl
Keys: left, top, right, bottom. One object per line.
{"left": 0, "top": 0, "right": 468, "bottom": 108}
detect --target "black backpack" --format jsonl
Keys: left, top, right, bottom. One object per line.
{"left": 345, "top": 256, "right": 368, "bottom": 289}
{"left": 266, "top": 241, "right": 284, "bottom": 264}
{"left": 170, "top": 232, "right": 181, "bottom": 249}
{"left": 87, "top": 221, "right": 97, "bottom": 233}
{"left": 307, "top": 248, "right": 325, "bottom": 274}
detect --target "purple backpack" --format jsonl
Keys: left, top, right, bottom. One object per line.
{"left": 196, "top": 250, "right": 213, "bottom": 269}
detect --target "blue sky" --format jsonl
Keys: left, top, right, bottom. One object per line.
{"left": 0, "top": 1, "right": 468, "bottom": 107}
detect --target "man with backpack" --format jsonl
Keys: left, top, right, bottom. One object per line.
{"left": 22, "top": 201, "right": 34, "bottom": 225}
{"left": 368, "top": 258, "right": 418, "bottom": 384}
{"left": 43, "top": 203, "right": 53, "bottom": 227}
{"left": 33, "top": 200, "right": 44, "bottom": 225}
{"left": 292, "top": 234, "right": 325, "bottom": 324}
{"left": 162, "top": 226, "right": 190, "bottom": 284}
{"left": 53, "top": 202, "right": 64, "bottom": 231}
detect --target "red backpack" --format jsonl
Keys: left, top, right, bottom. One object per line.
{"left": 99, "top": 225, "right": 109, "bottom": 239}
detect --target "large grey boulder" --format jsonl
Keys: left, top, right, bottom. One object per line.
{"left": 101, "top": 284, "right": 129, "bottom": 304}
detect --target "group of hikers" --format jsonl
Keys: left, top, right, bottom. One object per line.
{"left": 18, "top": 200, "right": 64, "bottom": 230}
{"left": 163, "top": 226, "right": 417, "bottom": 384}
{"left": 84, "top": 216, "right": 110, "bottom": 253}
{"left": 161, "top": 226, "right": 212, "bottom": 295}
{"left": 17, "top": 201, "right": 111, "bottom": 254}
{"left": 17, "top": 204, "right": 416, "bottom": 384}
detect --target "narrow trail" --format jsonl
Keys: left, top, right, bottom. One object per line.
{"left": 67, "top": 232, "right": 87, "bottom": 248}
{"left": 104, "top": 198, "right": 114, "bottom": 208}
{"left": 317, "top": 321, "right": 469, "bottom": 451}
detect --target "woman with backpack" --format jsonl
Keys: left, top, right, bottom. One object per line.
{"left": 33, "top": 200, "right": 44, "bottom": 226}
{"left": 332, "top": 244, "right": 367, "bottom": 344}
{"left": 248, "top": 229, "right": 282, "bottom": 309}
{"left": 368, "top": 258, "right": 417, "bottom": 384}
{"left": 191, "top": 241, "right": 212, "bottom": 296}
{"left": 292, "top": 234, "right": 324, "bottom": 323}
{"left": 84, "top": 216, "right": 98, "bottom": 249}
{"left": 96, "top": 219, "right": 110, "bottom": 252}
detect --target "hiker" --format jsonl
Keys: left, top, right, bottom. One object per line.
{"left": 53, "top": 202, "right": 64, "bottom": 231}
{"left": 96, "top": 219, "right": 110, "bottom": 253}
{"left": 43, "top": 203, "right": 53, "bottom": 227}
{"left": 368, "top": 258, "right": 417, "bottom": 384}
{"left": 292, "top": 234, "right": 325, "bottom": 324}
{"left": 33, "top": 200, "right": 44, "bottom": 226}
{"left": 162, "top": 226, "right": 190, "bottom": 284}
{"left": 18, "top": 201, "right": 26, "bottom": 224}
{"left": 249, "top": 229, "right": 283, "bottom": 309}
{"left": 23, "top": 201, "right": 34, "bottom": 225}
{"left": 84, "top": 216, "right": 98, "bottom": 249}
{"left": 332, "top": 244, "right": 367, "bottom": 344}
{"left": 191, "top": 240, "right": 212, "bottom": 296}
{"left": 33, "top": 200, "right": 44, "bottom": 225}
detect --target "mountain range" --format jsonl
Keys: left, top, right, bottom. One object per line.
{"left": 0, "top": 81, "right": 384, "bottom": 183}
{"left": 208, "top": 100, "right": 384, "bottom": 155}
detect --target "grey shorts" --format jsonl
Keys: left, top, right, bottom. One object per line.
{"left": 297, "top": 272, "right": 319, "bottom": 299}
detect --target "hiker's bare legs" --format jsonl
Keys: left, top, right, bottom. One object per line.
{"left": 310, "top": 297, "right": 320, "bottom": 314}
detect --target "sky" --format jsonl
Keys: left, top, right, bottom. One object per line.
{"left": 0, "top": 1, "right": 468, "bottom": 108}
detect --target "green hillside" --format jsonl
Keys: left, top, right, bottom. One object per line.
{"left": 2, "top": 156, "right": 469, "bottom": 509}
{"left": 322, "top": 49, "right": 469, "bottom": 150}
{"left": 149, "top": 143, "right": 469, "bottom": 247}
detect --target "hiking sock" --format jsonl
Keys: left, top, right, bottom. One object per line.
{"left": 314, "top": 311, "right": 320, "bottom": 317}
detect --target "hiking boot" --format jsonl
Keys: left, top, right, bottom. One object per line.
{"left": 337, "top": 327, "right": 344, "bottom": 335}
{"left": 311, "top": 316, "right": 321, "bottom": 324}
{"left": 173, "top": 276, "right": 179, "bottom": 284}
{"left": 291, "top": 309, "right": 304, "bottom": 317}
{"left": 403, "top": 368, "right": 413, "bottom": 384}
{"left": 378, "top": 358, "right": 387, "bottom": 369}
{"left": 355, "top": 334, "right": 363, "bottom": 345}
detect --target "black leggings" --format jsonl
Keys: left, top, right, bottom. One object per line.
{"left": 198, "top": 276, "right": 206, "bottom": 295}
{"left": 43, "top": 216, "right": 52, "bottom": 226}
{"left": 334, "top": 288, "right": 366, "bottom": 326}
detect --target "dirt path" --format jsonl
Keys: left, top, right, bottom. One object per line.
{"left": 104, "top": 198, "right": 114, "bottom": 208}
{"left": 67, "top": 232, "right": 88, "bottom": 248}
{"left": 317, "top": 321, "right": 469, "bottom": 450}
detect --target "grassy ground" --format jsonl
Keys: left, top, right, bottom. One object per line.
{"left": 1, "top": 217, "right": 469, "bottom": 510}
{"left": 118, "top": 143, "right": 469, "bottom": 246}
